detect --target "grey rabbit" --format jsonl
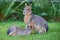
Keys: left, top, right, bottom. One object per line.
{"left": 7, "top": 25, "right": 32, "bottom": 36}
{"left": 23, "top": 3, "right": 48, "bottom": 34}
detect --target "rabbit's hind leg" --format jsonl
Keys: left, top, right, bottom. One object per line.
{"left": 34, "top": 25, "right": 46, "bottom": 34}
{"left": 38, "top": 27, "right": 46, "bottom": 34}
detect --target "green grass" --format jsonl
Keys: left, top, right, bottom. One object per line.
{"left": 0, "top": 21, "right": 60, "bottom": 40}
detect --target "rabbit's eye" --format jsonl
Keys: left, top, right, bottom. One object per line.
{"left": 28, "top": 9, "right": 30, "bottom": 10}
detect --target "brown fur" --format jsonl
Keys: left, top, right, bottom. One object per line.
{"left": 24, "top": 12, "right": 31, "bottom": 24}
{"left": 23, "top": 4, "right": 36, "bottom": 33}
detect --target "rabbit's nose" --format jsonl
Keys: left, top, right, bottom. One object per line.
{"left": 23, "top": 11, "right": 25, "bottom": 13}
{"left": 24, "top": 12, "right": 25, "bottom": 13}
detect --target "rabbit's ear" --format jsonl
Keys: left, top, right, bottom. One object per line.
{"left": 25, "top": 3, "right": 27, "bottom": 7}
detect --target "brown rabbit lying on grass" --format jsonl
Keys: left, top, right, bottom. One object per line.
{"left": 7, "top": 25, "right": 32, "bottom": 36}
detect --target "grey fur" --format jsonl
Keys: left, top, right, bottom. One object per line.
{"left": 23, "top": 4, "right": 48, "bottom": 34}
{"left": 7, "top": 25, "right": 32, "bottom": 36}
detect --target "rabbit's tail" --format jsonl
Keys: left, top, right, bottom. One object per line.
{"left": 44, "top": 24, "right": 48, "bottom": 32}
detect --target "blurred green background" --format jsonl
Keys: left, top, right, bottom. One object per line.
{"left": 0, "top": 0, "right": 60, "bottom": 22}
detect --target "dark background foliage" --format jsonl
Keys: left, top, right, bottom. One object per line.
{"left": 0, "top": 0, "right": 60, "bottom": 22}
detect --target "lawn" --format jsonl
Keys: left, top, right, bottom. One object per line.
{"left": 0, "top": 21, "right": 60, "bottom": 40}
